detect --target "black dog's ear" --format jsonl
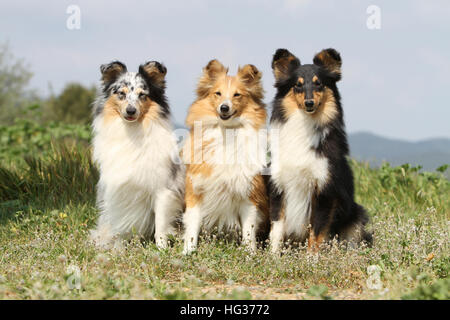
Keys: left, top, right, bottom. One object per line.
{"left": 100, "top": 61, "right": 127, "bottom": 90}
{"left": 272, "top": 49, "right": 301, "bottom": 82}
{"left": 139, "top": 61, "right": 167, "bottom": 90}
{"left": 313, "top": 48, "right": 342, "bottom": 81}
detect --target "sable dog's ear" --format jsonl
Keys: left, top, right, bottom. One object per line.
{"left": 139, "top": 61, "right": 167, "bottom": 90}
{"left": 271, "top": 49, "right": 300, "bottom": 82}
{"left": 313, "top": 48, "right": 342, "bottom": 81}
{"left": 100, "top": 61, "right": 127, "bottom": 91}
{"left": 197, "top": 59, "right": 228, "bottom": 98}
{"left": 237, "top": 64, "right": 264, "bottom": 102}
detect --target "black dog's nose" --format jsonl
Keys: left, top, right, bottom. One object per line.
{"left": 305, "top": 100, "right": 315, "bottom": 109}
{"left": 220, "top": 104, "right": 230, "bottom": 113}
{"left": 126, "top": 106, "right": 136, "bottom": 115}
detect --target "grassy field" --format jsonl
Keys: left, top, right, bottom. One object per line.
{"left": 0, "top": 121, "right": 448, "bottom": 300}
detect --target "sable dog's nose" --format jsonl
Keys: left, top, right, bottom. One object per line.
{"left": 126, "top": 106, "right": 137, "bottom": 115}
{"left": 305, "top": 100, "right": 315, "bottom": 109}
{"left": 220, "top": 104, "right": 230, "bottom": 113}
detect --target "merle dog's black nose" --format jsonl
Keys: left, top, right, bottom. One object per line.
{"left": 126, "top": 106, "right": 136, "bottom": 115}
{"left": 305, "top": 100, "right": 315, "bottom": 109}
{"left": 220, "top": 104, "right": 230, "bottom": 113}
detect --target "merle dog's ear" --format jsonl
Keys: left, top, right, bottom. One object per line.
{"left": 272, "top": 49, "right": 301, "bottom": 82}
{"left": 100, "top": 61, "right": 127, "bottom": 90}
{"left": 197, "top": 59, "right": 228, "bottom": 97}
{"left": 313, "top": 48, "right": 342, "bottom": 81}
{"left": 139, "top": 61, "right": 167, "bottom": 90}
{"left": 237, "top": 64, "right": 264, "bottom": 102}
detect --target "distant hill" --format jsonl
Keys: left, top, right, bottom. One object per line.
{"left": 348, "top": 132, "right": 450, "bottom": 173}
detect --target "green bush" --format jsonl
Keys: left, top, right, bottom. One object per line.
{"left": 44, "top": 83, "right": 96, "bottom": 124}
{"left": 0, "top": 117, "right": 91, "bottom": 166}
{"left": 402, "top": 278, "right": 450, "bottom": 300}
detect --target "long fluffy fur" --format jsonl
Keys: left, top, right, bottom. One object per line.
{"left": 182, "top": 60, "right": 270, "bottom": 254}
{"left": 90, "top": 61, "right": 184, "bottom": 249}
{"left": 269, "top": 49, "right": 372, "bottom": 253}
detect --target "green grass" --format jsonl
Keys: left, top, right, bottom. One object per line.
{"left": 0, "top": 122, "right": 448, "bottom": 300}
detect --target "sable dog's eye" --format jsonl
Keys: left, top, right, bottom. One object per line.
{"left": 234, "top": 92, "right": 241, "bottom": 97}
{"left": 215, "top": 91, "right": 221, "bottom": 96}
{"left": 139, "top": 93, "right": 146, "bottom": 100}
{"left": 118, "top": 92, "right": 126, "bottom": 100}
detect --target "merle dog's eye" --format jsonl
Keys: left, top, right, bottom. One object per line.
{"left": 234, "top": 93, "right": 241, "bottom": 97}
{"left": 215, "top": 91, "right": 221, "bottom": 96}
{"left": 118, "top": 92, "right": 126, "bottom": 100}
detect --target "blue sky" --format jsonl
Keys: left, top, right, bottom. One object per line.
{"left": 1, "top": 0, "right": 449, "bottom": 140}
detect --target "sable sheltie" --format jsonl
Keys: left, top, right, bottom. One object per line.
{"left": 268, "top": 48, "right": 372, "bottom": 253}
{"left": 90, "top": 61, "right": 184, "bottom": 249}
{"left": 182, "top": 60, "right": 270, "bottom": 254}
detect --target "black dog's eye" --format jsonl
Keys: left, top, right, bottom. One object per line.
{"left": 314, "top": 79, "right": 322, "bottom": 86}
{"left": 295, "top": 82, "right": 303, "bottom": 88}
{"left": 234, "top": 92, "right": 241, "bottom": 97}
{"left": 118, "top": 92, "right": 126, "bottom": 100}
{"left": 215, "top": 91, "right": 221, "bottom": 96}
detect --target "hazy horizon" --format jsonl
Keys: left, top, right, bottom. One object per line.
{"left": 1, "top": 0, "right": 449, "bottom": 141}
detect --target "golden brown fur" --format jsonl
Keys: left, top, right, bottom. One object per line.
{"left": 186, "top": 60, "right": 266, "bottom": 130}
{"left": 182, "top": 59, "right": 270, "bottom": 253}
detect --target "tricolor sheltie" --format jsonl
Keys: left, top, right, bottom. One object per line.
{"left": 182, "top": 60, "right": 270, "bottom": 254}
{"left": 269, "top": 48, "right": 372, "bottom": 253}
{"left": 90, "top": 61, "right": 184, "bottom": 249}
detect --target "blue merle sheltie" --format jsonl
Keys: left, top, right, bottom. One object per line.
{"left": 90, "top": 61, "right": 184, "bottom": 249}
{"left": 268, "top": 48, "right": 372, "bottom": 253}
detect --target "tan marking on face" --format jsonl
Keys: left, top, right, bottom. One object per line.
{"left": 311, "top": 87, "right": 338, "bottom": 125}
{"left": 312, "top": 75, "right": 319, "bottom": 83}
{"left": 102, "top": 95, "right": 122, "bottom": 123}
{"left": 282, "top": 89, "right": 305, "bottom": 117}
{"left": 185, "top": 176, "right": 203, "bottom": 208}
{"left": 298, "top": 77, "right": 304, "bottom": 84}
{"left": 140, "top": 99, "right": 162, "bottom": 127}
{"left": 282, "top": 87, "right": 337, "bottom": 125}
{"left": 102, "top": 87, "right": 164, "bottom": 126}
{"left": 103, "top": 88, "right": 131, "bottom": 122}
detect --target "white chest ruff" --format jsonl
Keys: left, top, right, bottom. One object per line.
{"left": 92, "top": 116, "right": 178, "bottom": 236}
{"left": 270, "top": 112, "right": 329, "bottom": 238}
{"left": 186, "top": 125, "right": 266, "bottom": 231}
